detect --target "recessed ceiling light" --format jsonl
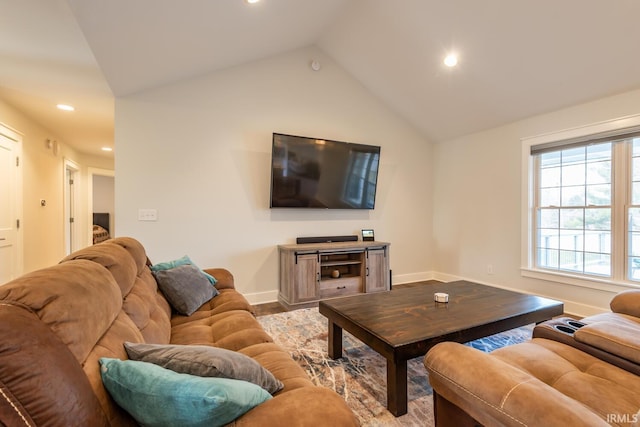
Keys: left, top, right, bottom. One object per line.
{"left": 245, "top": 0, "right": 260, "bottom": 4}
{"left": 444, "top": 53, "right": 458, "bottom": 67}
{"left": 56, "top": 104, "right": 75, "bottom": 111}
{"left": 101, "top": 147, "right": 113, "bottom": 152}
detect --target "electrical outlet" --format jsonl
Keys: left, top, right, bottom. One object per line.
{"left": 138, "top": 209, "right": 158, "bottom": 221}
{"left": 487, "top": 264, "right": 494, "bottom": 275}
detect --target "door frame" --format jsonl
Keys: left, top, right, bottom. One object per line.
{"left": 87, "top": 167, "right": 115, "bottom": 246}
{"left": 63, "top": 158, "right": 80, "bottom": 255}
{"left": 0, "top": 122, "right": 23, "bottom": 278}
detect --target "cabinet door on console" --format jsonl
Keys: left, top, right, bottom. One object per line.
{"left": 365, "top": 248, "right": 390, "bottom": 293}
{"left": 294, "top": 254, "right": 320, "bottom": 302}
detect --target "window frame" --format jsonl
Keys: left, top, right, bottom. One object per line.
{"left": 521, "top": 113, "right": 640, "bottom": 292}
{"left": 534, "top": 143, "right": 615, "bottom": 277}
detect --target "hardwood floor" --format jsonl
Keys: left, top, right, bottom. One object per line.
{"left": 252, "top": 280, "right": 441, "bottom": 316}
{"left": 252, "top": 301, "right": 288, "bottom": 316}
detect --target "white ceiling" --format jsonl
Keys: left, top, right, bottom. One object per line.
{"left": 0, "top": 0, "right": 114, "bottom": 157}
{"left": 3, "top": 0, "right": 640, "bottom": 157}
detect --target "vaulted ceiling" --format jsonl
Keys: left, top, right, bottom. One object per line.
{"left": 3, "top": 0, "right": 640, "bottom": 157}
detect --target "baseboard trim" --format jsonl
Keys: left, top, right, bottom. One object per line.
{"left": 243, "top": 290, "right": 279, "bottom": 305}
{"left": 392, "top": 271, "right": 435, "bottom": 285}
{"left": 246, "top": 271, "right": 608, "bottom": 317}
{"left": 561, "top": 301, "right": 606, "bottom": 318}
{"left": 430, "top": 272, "right": 461, "bottom": 283}
{"left": 428, "top": 272, "right": 607, "bottom": 317}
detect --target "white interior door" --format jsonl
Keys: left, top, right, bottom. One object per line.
{"left": 0, "top": 129, "right": 21, "bottom": 284}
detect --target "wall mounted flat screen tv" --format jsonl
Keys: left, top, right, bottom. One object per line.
{"left": 270, "top": 133, "right": 381, "bottom": 209}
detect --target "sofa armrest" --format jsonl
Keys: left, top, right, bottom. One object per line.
{"left": 610, "top": 290, "right": 640, "bottom": 318}
{"left": 424, "top": 342, "right": 609, "bottom": 427}
{"left": 203, "top": 268, "right": 235, "bottom": 290}
{"left": 575, "top": 321, "right": 640, "bottom": 365}
{"left": 233, "top": 387, "right": 358, "bottom": 427}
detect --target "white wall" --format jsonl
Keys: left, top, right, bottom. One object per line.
{"left": 433, "top": 88, "right": 640, "bottom": 316}
{"left": 115, "top": 46, "right": 434, "bottom": 302}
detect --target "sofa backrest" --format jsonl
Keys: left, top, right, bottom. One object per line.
{"left": 0, "top": 237, "right": 172, "bottom": 426}
{"left": 61, "top": 237, "right": 172, "bottom": 344}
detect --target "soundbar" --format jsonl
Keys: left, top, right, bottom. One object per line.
{"left": 296, "top": 235, "right": 358, "bottom": 244}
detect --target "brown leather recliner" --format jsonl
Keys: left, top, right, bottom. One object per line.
{"left": 424, "top": 290, "right": 640, "bottom": 427}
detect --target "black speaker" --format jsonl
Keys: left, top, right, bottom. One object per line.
{"left": 296, "top": 235, "right": 358, "bottom": 244}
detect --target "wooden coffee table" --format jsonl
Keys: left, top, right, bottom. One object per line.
{"left": 318, "top": 281, "right": 563, "bottom": 416}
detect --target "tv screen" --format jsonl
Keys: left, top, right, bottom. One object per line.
{"left": 270, "top": 133, "right": 380, "bottom": 209}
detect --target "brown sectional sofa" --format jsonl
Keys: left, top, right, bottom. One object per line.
{"left": 424, "top": 290, "right": 640, "bottom": 427}
{"left": 0, "top": 237, "right": 358, "bottom": 426}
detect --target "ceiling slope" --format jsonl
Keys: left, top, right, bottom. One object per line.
{"left": 318, "top": 0, "right": 640, "bottom": 141}
{"left": 66, "top": 0, "right": 351, "bottom": 96}
{"left": 2, "top": 0, "right": 640, "bottom": 156}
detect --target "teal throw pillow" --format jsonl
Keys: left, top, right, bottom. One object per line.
{"left": 124, "top": 342, "right": 284, "bottom": 394}
{"left": 99, "top": 358, "right": 271, "bottom": 427}
{"left": 150, "top": 255, "right": 217, "bottom": 285}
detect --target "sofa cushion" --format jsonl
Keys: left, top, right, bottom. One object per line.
{"left": 150, "top": 255, "right": 217, "bottom": 285}
{"left": 153, "top": 264, "right": 218, "bottom": 315}
{"left": 239, "top": 342, "right": 315, "bottom": 393}
{"left": 124, "top": 342, "right": 284, "bottom": 394}
{"left": 170, "top": 310, "right": 273, "bottom": 350}
{"left": 99, "top": 358, "right": 271, "bottom": 427}
{"left": 170, "top": 289, "right": 254, "bottom": 327}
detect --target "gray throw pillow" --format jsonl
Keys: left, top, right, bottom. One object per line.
{"left": 123, "top": 342, "right": 284, "bottom": 395}
{"left": 152, "top": 264, "right": 218, "bottom": 315}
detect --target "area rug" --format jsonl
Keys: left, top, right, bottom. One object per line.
{"left": 257, "top": 307, "right": 533, "bottom": 427}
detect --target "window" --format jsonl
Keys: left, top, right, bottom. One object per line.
{"left": 535, "top": 142, "right": 612, "bottom": 277}
{"left": 522, "top": 114, "right": 640, "bottom": 287}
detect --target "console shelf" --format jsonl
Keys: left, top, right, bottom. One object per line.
{"left": 321, "top": 260, "right": 362, "bottom": 267}
{"left": 278, "top": 241, "right": 390, "bottom": 309}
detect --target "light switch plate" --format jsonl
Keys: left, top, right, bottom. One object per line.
{"left": 138, "top": 209, "right": 157, "bottom": 221}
